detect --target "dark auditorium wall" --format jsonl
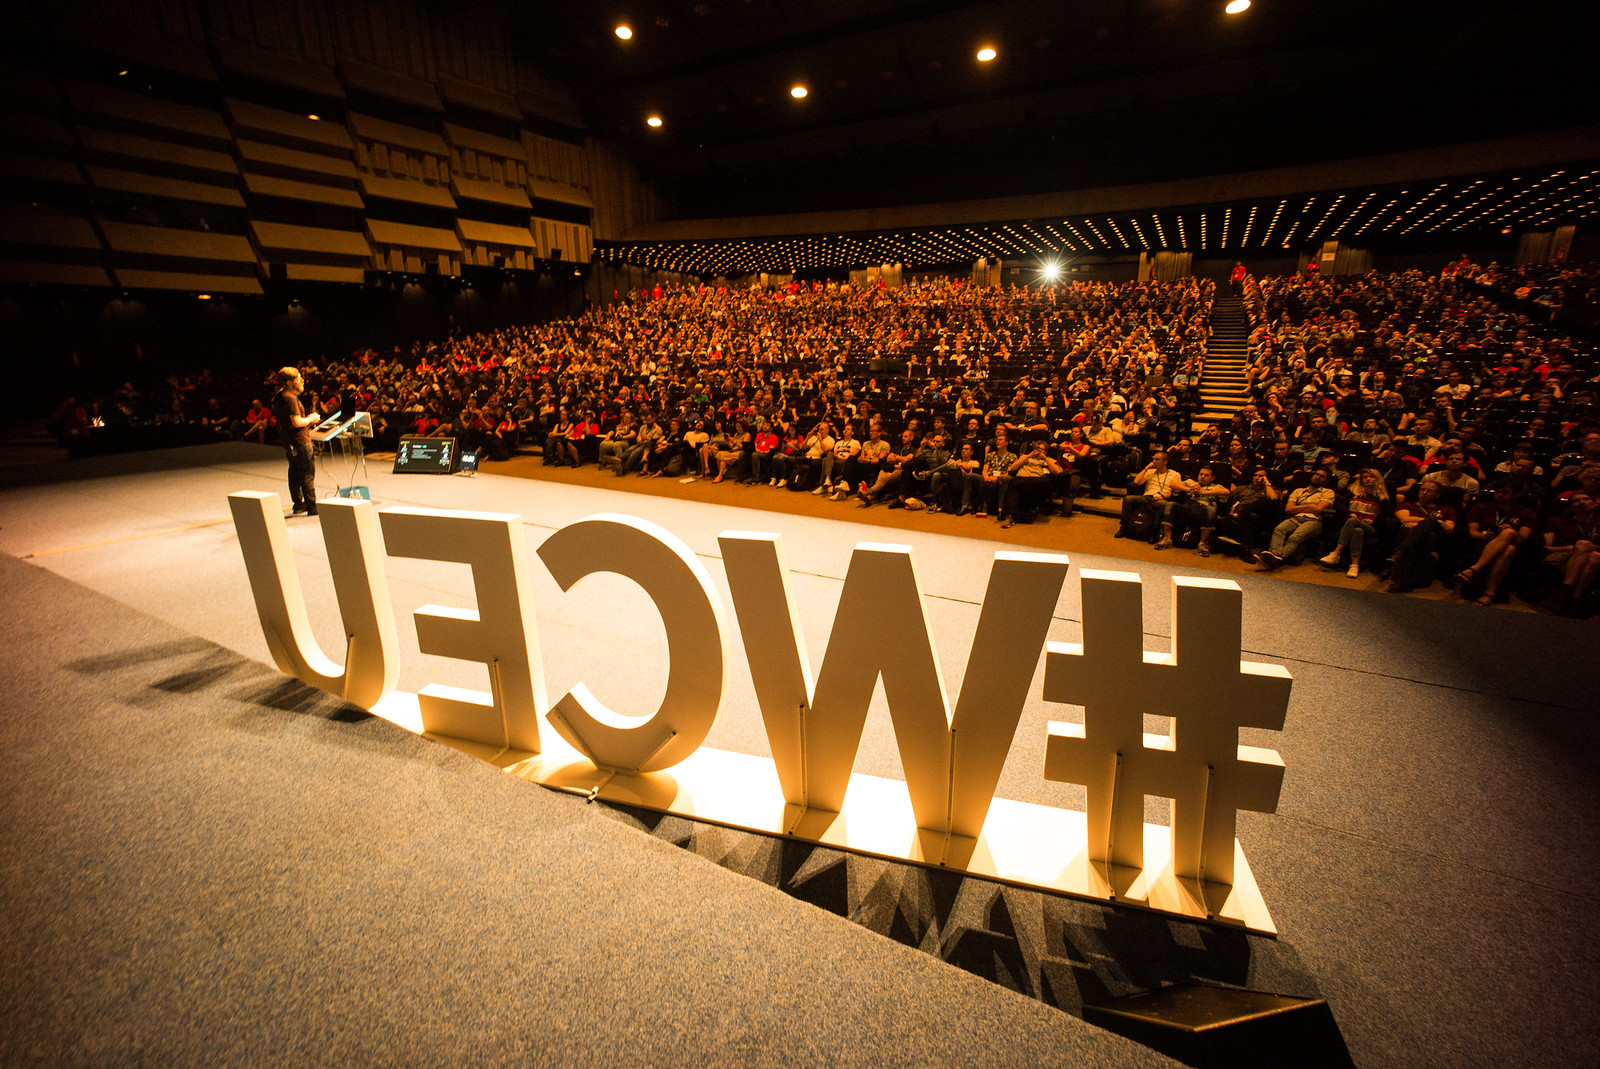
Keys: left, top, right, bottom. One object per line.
{"left": 0, "top": 0, "right": 657, "bottom": 415}
{"left": 0, "top": 272, "right": 590, "bottom": 412}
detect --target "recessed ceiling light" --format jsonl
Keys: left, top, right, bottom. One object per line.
{"left": 615, "top": 25, "right": 633, "bottom": 40}
{"left": 977, "top": 47, "right": 997, "bottom": 62}
{"left": 790, "top": 85, "right": 808, "bottom": 99}
{"left": 646, "top": 115, "right": 662, "bottom": 127}
{"left": 1225, "top": 0, "right": 1251, "bottom": 14}
{"left": 306, "top": 114, "right": 320, "bottom": 121}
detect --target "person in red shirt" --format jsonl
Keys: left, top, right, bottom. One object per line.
{"left": 491, "top": 410, "right": 520, "bottom": 460}
{"left": 559, "top": 409, "right": 599, "bottom": 467}
{"left": 242, "top": 399, "right": 274, "bottom": 444}
{"left": 749, "top": 425, "right": 782, "bottom": 484}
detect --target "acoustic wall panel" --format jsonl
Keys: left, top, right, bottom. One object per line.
{"left": 78, "top": 128, "right": 240, "bottom": 176}
{"left": 0, "top": 113, "right": 76, "bottom": 151}
{"left": 1, "top": 5, "right": 654, "bottom": 294}
{"left": 456, "top": 216, "right": 536, "bottom": 270}
{"left": 99, "top": 222, "right": 257, "bottom": 262}
{"left": 250, "top": 221, "right": 371, "bottom": 258}
{"left": 443, "top": 122, "right": 523, "bottom": 164}
{"left": 0, "top": 261, "right": 113, "bottom": 286}
{"left": 113, "top": 269, "right": 261, "bottom": 293}
{"left": 285, "top": 264, "right": 367, "bottom": 283}
{"left": 347, "top": 113, "right": 448, "bottom": 157}
{"left": 339, "top": 56, "right": 442, "bottom": 112}
{"left": 365, "top": 219, "right": 461, "bottom": 252}
{"left": 235, "top": 139, "right": 359, "bottom": 182}
{"left": 0, "top": 155, "right": 86, "bottom": 186}
{"left": 0, "top": 205, "right": 102, "bottom": 249}
{"left": 437, "top": 74, "right": 520, "bottom": 121}
{"left": 211, "top": 40, "right": 346, "bottom": 100}
{"left": 358, "top": 174, "right": 455, "bottom": 208}
{"left": 0, "top": 203, "right": 110, "bottom": 288}
{"left": 240, "top": 172, "right": 364, "bottom": 208}
{"left": 450, "top": 175, "right": 530, "bottom": 210}
{"left": 84, "top": 167, "right": 246, "bottom": 207}
{"left": 456, "top": 219, "right": 536, "bottom": 248}
{"left": 527, "top": 177, "right": 593, "bottom": 209}
{"left": 226, "top": 100, "right": 353, "bottom": 153}
{"left": 63, "top": 80, "right": 232, "bottom": 146}
{"left": 366, "top": 216, "right": 460, "bottom": 275}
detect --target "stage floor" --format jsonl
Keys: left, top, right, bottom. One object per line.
{"left": 1, "top": 443, "right": 1596, "bottom": 1067}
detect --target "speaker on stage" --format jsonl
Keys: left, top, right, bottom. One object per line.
{"left": 1083, "top": 983, "right": 1353, "bottom": 1068}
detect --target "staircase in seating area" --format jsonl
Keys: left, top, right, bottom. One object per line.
{"left": 1195, "top": 295, "right": 1251, "bottom": 429}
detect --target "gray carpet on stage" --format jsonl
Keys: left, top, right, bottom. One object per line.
{"left": 0, "top": 553, "right": 1177, "bottom": 1068}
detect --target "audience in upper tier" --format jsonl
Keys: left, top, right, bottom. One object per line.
{"left": 52, "top": 261, "right": 1600, "bottom": 615}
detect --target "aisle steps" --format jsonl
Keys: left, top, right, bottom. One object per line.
{"left": 1195, "top": 295, "right": 1251, "bottom": 428}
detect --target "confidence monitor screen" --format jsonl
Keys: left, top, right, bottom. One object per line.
{"left": 394, "top": 435, "right": 457, "bottom": 474}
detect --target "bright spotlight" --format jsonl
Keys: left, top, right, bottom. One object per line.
{"left": 790, "top": 85, "right": 808, "bottom": 99}
{"left": 1041, "top": 261, "right": 1061, "bottom": 281}
{"left": 646, "top": 115, "right": 663, "bottom": 128}
{"left": 615, "top": 25, "right": 633, "bottom": 40}
{"left": 976, "top": 47, "right": 997, "bottom": 62}
{"left": 1225, "top": 0, "right": 1251, "bottom": 14}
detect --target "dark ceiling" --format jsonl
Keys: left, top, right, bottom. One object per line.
{"left": 516, "top": 0, "right": 1598, "bottom": 223}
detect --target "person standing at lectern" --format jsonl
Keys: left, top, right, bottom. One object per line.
{"left": 272, "top": 366, "right": 320, "bottom": 516}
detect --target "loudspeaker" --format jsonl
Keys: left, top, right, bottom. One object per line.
{"left": 1083, "top": 983, "right": 1353, "bottom": 1068}
{"left": 269, "top": 262, "right": 287, "bottom": 281}
{"left": 549, "top": 248, "right": 562, "bottom": 260}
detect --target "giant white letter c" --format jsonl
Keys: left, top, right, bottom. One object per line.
{"left": 537, "top": 514, "right": 730, "bottom": 773}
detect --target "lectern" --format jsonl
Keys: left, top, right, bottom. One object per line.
{"left": 312, "top": 411, "right": 374, "bottom": 500}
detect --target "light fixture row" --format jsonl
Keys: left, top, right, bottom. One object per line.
{"left": 594, "top": 168, "right": 1598, "bottom": 273}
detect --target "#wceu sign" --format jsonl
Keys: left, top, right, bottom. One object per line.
{"left": 229, "top": 491, "right": 1291, "bottom": 933}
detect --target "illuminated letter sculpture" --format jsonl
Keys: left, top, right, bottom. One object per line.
{"left": 1043, "top": 572, "right": 1289, "bottom": 886}
{"left": 538, "top": 515, "right": 730, "bottom": 773}
{"left": 229, "top": 497, "right": 1292, "bottom": 931}
{"left": 228, "top": 492, "right": 397, "bottom": 709}
{"left": 720, "top": 534, "right": 1069, "bottom": 836}
{"left": 379, "top": 507, "right": 548, "bottom": 752}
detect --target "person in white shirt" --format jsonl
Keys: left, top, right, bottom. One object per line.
{"left": 683, "top": 419, "right": 711, "bottom": 477}
{"left": 775, "top": 420, "right": 833, "bottom": 489}
{"left": 1116, "top": 450, "right": 1185, "bottom": 539}
{"left": 816, "top": 422, "right": 860, "bottom": 493}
